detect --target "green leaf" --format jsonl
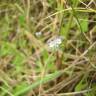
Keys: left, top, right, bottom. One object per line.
{"left": 48, "top": 0, "right": 55, "bottom": 6}
{"left": 14, "top": 71, "right": 62, "bottom": 96}
{"left": 0, "top": 84, "right": 13, "bottom": 96}
{"left": 18, "top": 15, "right": 25, "bottom": 27}
{"left": 71, "top": 0, "right": 79, "bottom": 7}
{"left": 60, "top": 26, "right": 67, "bottom": 39}
{"left": 80, "top": 19, "right": 88, "bottom": 33}
{"left": 0, "top": 41, "right": 25, "bottom": 67}
{"left": 0, "top": 42, "right": 15, "bottom": 56}
{"left": 12, "top": 82, "right": 28, "bottom": 96}
{"left": 75, "top": 78, "right": 87, "bottom": 91}
{"left": 85, "top": 84, "right": 96, "bottom": 96}
{"left": 77, "top": 13, "right": 89, "bottom": 33}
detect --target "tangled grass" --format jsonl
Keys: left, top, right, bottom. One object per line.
{"left": 0, "top": 0, "right": 96, "bottom": 96}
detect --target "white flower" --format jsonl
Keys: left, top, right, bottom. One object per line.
{"left": 47, "top": 36, "right": 64, "bottom": 49}
{"left": 35, "top": 32, "right": 42, "bottom": 37}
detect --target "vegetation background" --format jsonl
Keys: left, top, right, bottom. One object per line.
{"left": 0, "top": 0, "right": 96, "bottom": 96}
